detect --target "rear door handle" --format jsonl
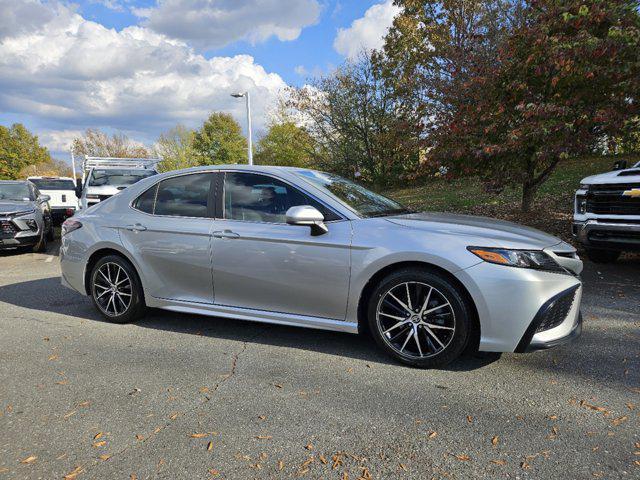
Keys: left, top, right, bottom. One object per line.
{"left": 125, "top": 224, "right": 147, "bottom": 232}
{"left": 213, "top": 230, "right": 240, "bottom": 239}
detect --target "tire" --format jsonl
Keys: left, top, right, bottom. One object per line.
{"left": 32, "top": 231, "right": 47, "bottom": 253}
{"left": 585, "top": 248, "right": 620, "bottom": 264}
{"left": 367, "top": 268, "right": 472, "bottom": 368}
{"left": 90, "top": 255, "right": 146, "bottom": 323}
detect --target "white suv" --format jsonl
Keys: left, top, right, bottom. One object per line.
{"left": 28, "top": 177, "right": 78, "bottom": 225}
{"left": 573, "top": 160, "right": 640, "bottom": 262}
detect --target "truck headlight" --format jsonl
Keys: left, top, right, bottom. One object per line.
{"left": 576, "top": 195, "right": 587, "bottom": 214}
{"left": 467, "top": 247, "right": 566, "bottom": 273}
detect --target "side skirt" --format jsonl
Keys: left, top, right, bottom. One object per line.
{"left": 150, "top": 298, "right": 360, "bottom": 334}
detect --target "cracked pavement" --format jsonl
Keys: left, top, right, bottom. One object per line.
{"left": 0, "top": 243, "right": 638, "bottom": 479}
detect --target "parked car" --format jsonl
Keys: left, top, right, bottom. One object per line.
{"left": 60, "top": 166, "right": 583, "bottom": 368}
{"left": 75, "top": 157, "right": 159, "bottom": 210}
{"left": 0, "top": 180, "right": 54, "bottom": 252}
{"left": 28, "top": 176, "right": 78, "bottom": 225}
{"left": 573, "top": 159, "right": 640, "bottom": 263}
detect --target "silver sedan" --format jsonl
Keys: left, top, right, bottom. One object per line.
{"left": 60, "top": 166, "right": 583, "bottom": 368}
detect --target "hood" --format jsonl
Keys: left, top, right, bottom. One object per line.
{"left": 581, "top": 168, "right": 640, "bottom": 185}
{"left": 385, "top": 212, "right": 563, "bottom": 250}
{"left": 85, "top": 185, "right": 128, "bottom": 196}
{"left": 0, "top": 200, "right": 35, "bottom": 215}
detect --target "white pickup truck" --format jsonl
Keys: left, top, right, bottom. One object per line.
{"left": 28, "top": 176, "right": 79, "bottom": 225}
{"left": 573, "top": 159, "right": 640, "bottom": 262}
{"left": 74, "top": 157, "right": 159, "bottom": 210}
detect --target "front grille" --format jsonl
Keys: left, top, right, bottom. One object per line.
{"left": 586, "top": 183, "right": 640, "bottom": 215}
{"left": 535, "top": 288, "right": 577, "bottom": 333}
{"left": 588, "top": 230, "right": 640, "bottom": 245}
{"left": 0, "top": 220, "right": 17, "bottom": 239}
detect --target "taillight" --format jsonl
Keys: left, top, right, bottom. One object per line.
{"left": 61, "top": 218, "right": 82, "bottom": 236}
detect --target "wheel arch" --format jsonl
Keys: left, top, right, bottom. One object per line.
{"left": 83, "top": 246, "right": 144, "bottom": 299}
{"left": 356, "top": 260, "right": 480, "bottom": 351}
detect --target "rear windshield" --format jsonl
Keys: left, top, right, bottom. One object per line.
{"left": 89, "top": 169, "right": 156, "bottom": 187}
{"left": 30, "top": 179, "right": 75, "bottom": 190}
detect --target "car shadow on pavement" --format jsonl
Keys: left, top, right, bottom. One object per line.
{"left": 0, "top": 276, "right": 501, "bottom": 371}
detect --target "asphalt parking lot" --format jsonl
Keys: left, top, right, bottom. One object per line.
{"left": 0, "top": 242, "right": 638, "bottom": 480}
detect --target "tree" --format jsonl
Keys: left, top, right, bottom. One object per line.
{"left": 19, "top": 159, "right": 73, "bottom": 178}
{"left": 286, "top": 54, "right": 423, "bottom": 186}
{"left": 382, "top": 0, "right": 640, "bottom": 211}
{"left": 72, "top": 129, "right": 150, "bottom": 158}
{"left": 0, "top": 123, "right": 51, "bottom": 179}
{"left": 154, "top": 125, "right": 198, "bottom": 172}
{"left": 192, "top": 113, "right": 247, "bottom": 165}
{"left": 254, "top": 121, "right": 316, "bottom": 167}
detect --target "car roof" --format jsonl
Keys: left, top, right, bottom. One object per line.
{"left": 164, "top": 164, "right": 312, "bottom": 175}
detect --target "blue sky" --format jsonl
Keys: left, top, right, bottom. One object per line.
{"left": 0, "top": 0, "right": 399, "bottom": 160}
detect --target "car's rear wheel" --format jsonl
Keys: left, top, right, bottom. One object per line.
{"left": 585, "top": 248, "right": 620, "bottom": 264}
{"left": 90, "top": 255, "right": 146, "bottom": 323}
{"left": 367, "top": 268, "right": 472, "bottom": 368}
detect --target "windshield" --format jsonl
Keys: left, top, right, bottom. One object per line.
{"left": 296, "top": 170, "right": 412, "bottom": 218}
{"left": 30, "top": 179, "right": 75, "bottom": 190}
{"left": 0, "top": 183, "right": 31, "bottom": 201}
{"left": 89, "top": 169, "right": 156, "bottom": 187}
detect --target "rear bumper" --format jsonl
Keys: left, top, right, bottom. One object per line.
{"left": 573, "top": 219, "right": 640, "bottom": 251}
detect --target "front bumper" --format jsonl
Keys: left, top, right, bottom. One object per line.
{"left": 573, "top": 219, "right": 640, "bottom": 251}
{"left": 0, "top": 215, "right": 41, "bottom": 248}
{"left": 455, "top": 260, "right": 583, "bottom": 353}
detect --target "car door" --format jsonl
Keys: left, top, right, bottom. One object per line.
{"left": 211, "top": 171, "right": 352, "bottom": 320}
{"left": 119, "top": 172, "right": 217, "bottom": 304}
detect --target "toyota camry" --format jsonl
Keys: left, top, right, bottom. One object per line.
{"left": 60, "top": 165, "right": 583, "bottom": 368}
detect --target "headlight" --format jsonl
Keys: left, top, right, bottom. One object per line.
{"left": 575, "top": 195, "right": 587, "bottom": 214}
{"left": 467, "top": 247, "right": 565, "bottom": 273}
{"left": 579, "top": 183, "right": 590, "bottom": 190}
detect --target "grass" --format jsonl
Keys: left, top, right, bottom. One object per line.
{"left": 383, "top": 155, "right": 639, "bottom": 242}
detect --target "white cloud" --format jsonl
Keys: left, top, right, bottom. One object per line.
{"left": 38, "top": 129, "right": 83, "bottom": 153}
{"left": 142, "top": 0, "right": 321, "bottom": 50}
{"left": 0, "top": 0, "right": 54, "bottom": 40}
{"left": 91, "top": 0, "right": 126, "bottom": 12}
{"left": 333, "top": 0, "right": 400, "bottom": 58}
{"left": 294, "top": 65, "right": 308, "bottom": 76}
{"left": 0, "top": 1, "right": 288, "bottom": 148}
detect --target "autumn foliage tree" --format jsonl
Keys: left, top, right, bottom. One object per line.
{"left": 384, "top": 0, "right": 640, "bottom": 211}
{"left": 0, "top": 123, "right": 51, "bottom": 179}
{"left": 72, "top": 129, "right": 151, "bottom": 158}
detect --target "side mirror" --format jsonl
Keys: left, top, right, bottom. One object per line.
{"left": 75, "top": 179, "right": 83, "bottom": 198}
{"left": 39, "top": 195, "right": 51, "bottom": 203}
{"left": 612, "top": 160, "right": 627, "bottom": 171}
{"left": 286, "top": 205, "right": 328, "bottom": 236}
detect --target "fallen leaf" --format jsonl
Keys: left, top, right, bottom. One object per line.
{"left": 92, "top": 441, "right": 106, "bottom": 448}
{"left": 48, "top": 354, "right": 58, "bottom": 361}
{"left": 56, "top": 380, "right": 68, "bottom": 385}
{"left": 466, "top": 416, "right": 473, "bottom": 423}
{"left": 78, "top": 401, "right": 90, "bottom": 408}
{"left": 579, "top": 401, "right": 609, "bottom": 414}
{"left": 169, "top": 412, "right": 179, "bottom": 420}
{"left": 305, "top": 443, "right": 313, "bottom": 450}
{"left": 342, "top": 472, "right": 349, "bottom": 480}
{"left": 135, "top": 434, "right": 144, "bottom": 441}
{"left": 319, "top": 454, "right": 328, "bottom": 464}
{"left": 130, "top": 475, "right": 137, "bottom": 480}
{"left": 255, "top": 435, "right": 272, "bottom": 440}
{"left": 20, "top": 455, "right": 37, "bottom": 464}
{"left": 259, "top": 453, "right": 268, "bottom": 460}
{"left": 549, "top": 415, "right": 558, "bottom": 420}
{"left": 209, "top": 469, "right": 220, "bottom": 476}
{"left": 399, "top": 463, "right": 407, "bottom": 471}
{"left": 273, "top": 383, "right": 283, "bottom": 389}
{"left": 521, "top": 461, "right": 531, "bottom": 470}
{"left": 611, "top": 416, "right": 628, "bottom": 426}
{"left": 491, "top": 436, "right": 499, "bottom": 446}
{"left": 207, "top": 441, "right": 213, "bottom": 451}
{"left": 128, "top": 388, "right": 141, "bottom": 395}
{"left": 277, "top": 460, "right": 284, "bottom": 471}
{"left": 491, "top": 459, "right": 507, "bottom": 465}
{"left": 199, "top": 387, "right": 209, "bottom": 393}
{"left": 93, "top": 432, "right": 103, "bottom": 440}
{"left": 258, "top": 415, "right": 266, "bottom": 420}
{"left": 190, "top": 433, "right": 209, "bottom": 438}
{"left": 99, "top": 454, "right": 110, "bottom": 461}
{"left": 428, "top": 431, "right": 438, "bottom": 439}
{"left": 454, "top": 454, "right": 471, "bottom": 461}
{"left": 64, "top": 466, "right": 84, "bottom": 479}
{"left": 64, "top": 411, "right": 76, "bottom": 419}
{"left": 626, "top": 403, "right": 635, "bottom": 411}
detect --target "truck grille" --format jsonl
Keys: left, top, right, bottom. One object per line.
{"left": 535, "top": 288, "right": 577, "bottom": 333}
{"left": 1, "top": 220, "right": 17, "bottom": 239}
{"left": 586, "top": 183, "right": 640, "bottom": 215}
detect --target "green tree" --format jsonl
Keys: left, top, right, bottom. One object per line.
{"left": 254, "top": 121, "right": 316, "bottom": 167}
{"left": 192, "top": 112, "right": 247, "bottom": 165}
{"left": 0, "top": 123, "right": 51, "bottom": 179}
{"left": 19, "top": 159, "right": 73, "bottom": 178}
{"left": 286, "top": 54, "right": 422, "bottom": 186}
{"left": 72, "top": 129, "right": 151, "bottom": 158}
{"left": 155, "top": 125, "right": 198, "bottom": 172}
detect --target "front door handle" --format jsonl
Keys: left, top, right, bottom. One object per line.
{"left": 213, "top": 230, "right": 240, "bottom": 239}
{"left": 125, "top": 224, "right": 147, "bottom": 232}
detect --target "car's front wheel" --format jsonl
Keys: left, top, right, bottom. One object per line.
{"left": 90, "top": 255, "right": 146, "bottom": 323}
{"left": 367, "top": 268, "right": 472, "bottom": 368}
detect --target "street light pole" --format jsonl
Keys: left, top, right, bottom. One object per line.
{"left": 231, "top": 92, "right": 253, "bottom": 165}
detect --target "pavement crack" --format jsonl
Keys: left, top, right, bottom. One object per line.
{"left": 78, "top": 335, "right": 258, "bottom": 477}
